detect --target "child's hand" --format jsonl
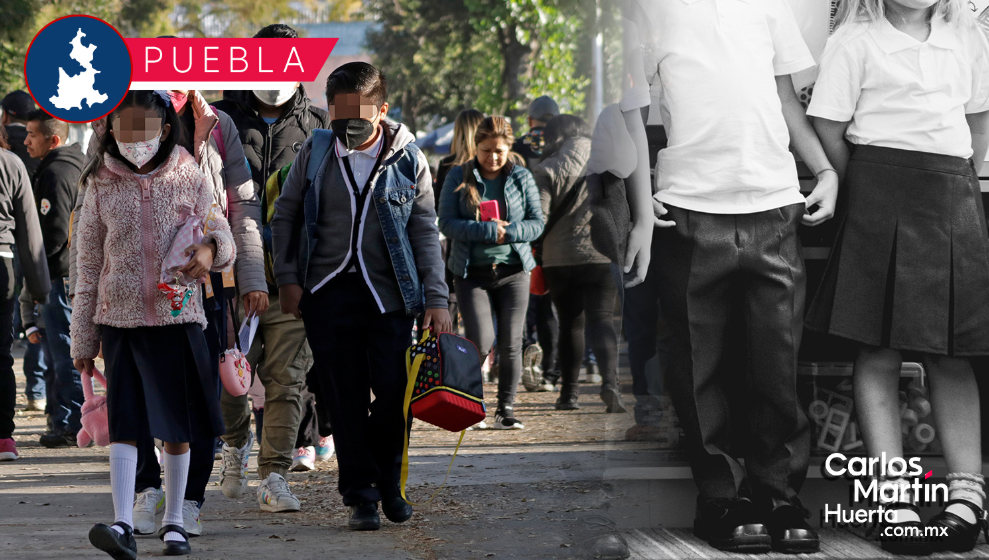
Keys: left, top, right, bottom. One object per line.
{"left": 27, "top": 332, "right": 42, "bottom": 345}
{"left": 279, "top": 284, "right": 303, "bottom": 319}
{"left": 803, "top": 170, "right": 839, "bottom": 227}
{"left": 423, "top": 308, "right": 453, "bottom": 334}
{"left": 74, "top": 358, "right": 96, "bottom": 377}
{"left": 494, "top": 220, "right": 509, "bottom": 244}
{"left": 243, "top": 291, "right": 269, "bottom": 318}
{"left": 180, "top": 241, "right": 218, "bottom": 280}
{"left": 653, "top": 199, "right": 675, "bottom": 228}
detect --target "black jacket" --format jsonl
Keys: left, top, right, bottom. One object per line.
{"left": 211, "top": 87, "right": 330, "bottom": 204}
{"left": 4, "top": 125, "right": 39, "bottom": 177}
{"left": 211, "top": 87, "right": 330, "bottom": 290}
{"left": 32, "top": 144, "right": 82, "bottom": 279}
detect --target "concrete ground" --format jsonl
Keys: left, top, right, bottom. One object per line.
{"left": 0, "top": 343, "right": 636, "bottom": 560}
{"left": 6, "top": 342, "right": 989, "bottom": 559}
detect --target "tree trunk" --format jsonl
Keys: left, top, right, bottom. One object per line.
{"left": 498, "top": 23, "right": 533, "bottom": 125}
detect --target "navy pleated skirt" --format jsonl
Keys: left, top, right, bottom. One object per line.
{"left": 806, "top": 145, "right": 989, "bottom": 356}
{"left": 103, "top": 323, "right": 225, "bottom": 443}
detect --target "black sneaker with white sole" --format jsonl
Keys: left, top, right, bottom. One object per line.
{"left": 491, "top": 407, "right": 524, "bottom": 430}
{"left": 89, "top": 522, "right": 138, "bottom": 560}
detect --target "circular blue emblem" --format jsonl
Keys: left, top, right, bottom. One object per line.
{"left": 24, "top": 15, "right": 132, "bottom": 123}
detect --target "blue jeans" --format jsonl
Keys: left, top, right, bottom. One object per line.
{"left": 42, "top": 279, "right": 83, "bottom": 436}
{"left": 23, "top": 336, "right": 46, "bottom": 402}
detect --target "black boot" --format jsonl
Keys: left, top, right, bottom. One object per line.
{"left": 928, "top": 499, "right": 988, "bottom": 553}
{"left": 381, "top": 489, "right": 414, "bottom": 523}
{"left": 693, "top": 497, "right": 771, "bottom": 553}
{"left": 89, "top": 522, "right": 137, "bottom": 560}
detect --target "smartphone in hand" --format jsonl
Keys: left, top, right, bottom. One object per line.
{"left": 479, "top": 200, "right": 501, "bottom": 222}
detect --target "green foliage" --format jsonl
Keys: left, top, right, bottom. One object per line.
{"left": 366, "top": 0, "right": 591, "bottom": 134}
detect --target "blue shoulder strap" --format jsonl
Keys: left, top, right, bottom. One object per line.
{"left": 307, "top": 129, "right": 334, "bottom": 185}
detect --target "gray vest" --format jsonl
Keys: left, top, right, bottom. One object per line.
{"left": 306, "top": 155, "right": 405, "bottom": 313}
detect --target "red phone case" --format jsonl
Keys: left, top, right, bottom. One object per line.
{"left": 479, "top": 200, "right": 500, "bottom": 222}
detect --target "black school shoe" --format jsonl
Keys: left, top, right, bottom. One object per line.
{"left": 158, "top": 524, "right": 191, "bottom": 556}
{"left": 877, "top": 502, "right": 933, "bottom": 556}
{"left": 693, "top": 497, "right": 771, "bottom": 553}
{"left": 765, "top": 500, "right": 820, "bottom": 554}
{"left": 89, "top": 522, "right": 137, "bottom": 560}
{"left": 349, "top": 502, "right": 382, "bottom": 531}
{"left": 928, "top": 499, "right": 988, "bottom": 553}
{"left": 381, "top": 492, "right": 414, "bottom": 523}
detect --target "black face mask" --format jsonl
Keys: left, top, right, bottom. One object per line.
{"left": 331, "top": 118, "right": 376, "bottom": 150}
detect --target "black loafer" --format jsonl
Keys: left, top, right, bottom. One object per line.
{"left": 767, "top": 501, "right": 820, "bottom": 554}
{"left": 928, "top": 499, "right": 988, "bottom": 553}
{"left": 89, "top": 522, "right": 137, "bottom": 560}
{"left": 693, "top": 497, "right": 771, "bottom": 553}
{"left": 878, "top": 502, "right": 932, "bottom": 556}
{"left": 157, "top": 524, "right": 191, "bottom": 556}
{"left": 349, "top": 502, "right": 381, "bottom": 531}
{"left": 381, "top": 494, "right": 413, "bottom": 523}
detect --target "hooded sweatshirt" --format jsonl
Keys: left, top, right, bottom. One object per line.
{"left": 33, "top": 143, "right": 83, "bottom": 279}
{"left": 69, "top": 92, "right": 265, "bottom": 298}
{"left": 70, "top": 146, "right": 235, "bottom": 361}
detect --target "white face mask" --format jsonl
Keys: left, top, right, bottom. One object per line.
{"left": 252, "top": 84, "right": 297, "bottom": 107}
{"left": 116, "top": 133, "right": 161, "bottom": 169}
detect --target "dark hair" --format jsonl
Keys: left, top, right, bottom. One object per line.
{"left": 0, "top": 125, "right": 8, "bottom": 151}
{"left": 456, "top": 116, "right": 515, "bottom": 214}
{"left": 254, "top": 24, "right": 298, "bottom": 39}
{"left": 325, "top": 62, "right": 387, "bottom": 109}
{"left": 27, "top": 110, "right": 69, "bottom": 144}
{"left": 542, "top": 114, "right": 590, "bottom": 158}
{"left": 79, "top": 90, "right": 184, "bottom": 187}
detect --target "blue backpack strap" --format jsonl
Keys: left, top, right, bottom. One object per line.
{"left": 307, "top": 129, "right": 334, "bottom": 185}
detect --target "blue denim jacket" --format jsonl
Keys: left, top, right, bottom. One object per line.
{"left": 438, "top": 162, "right": 544, "bottom": 278}
{"left": 271, "top": 124, "right": 448, "bottom": 317}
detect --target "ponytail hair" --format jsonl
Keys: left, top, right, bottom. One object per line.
{"left": 78, "top": 90, "right": 184, "bottom": 188}
{"left": 456, "top": 116, "right": 515, "bottom": 215}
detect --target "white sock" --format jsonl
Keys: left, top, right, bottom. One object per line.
{"left": 162, "top": 450, "right": 190, "bottom": 543}
{"left": 947, "top": 473, "right": 985, "bottom": 524}
{"left": 109, "top": 443, "right": 138, "bottom": 534}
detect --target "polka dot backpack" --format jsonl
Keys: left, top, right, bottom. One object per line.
{"left": 401, "top": 329, "right": 485, "bottom": 504}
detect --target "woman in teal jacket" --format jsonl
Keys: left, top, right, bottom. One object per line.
{"left": 439, "top": 116, "right": 544, "bottom": 430}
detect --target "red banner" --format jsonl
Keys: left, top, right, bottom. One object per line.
{"left": 127, "top": 38, "right": 337, "bottom": 87}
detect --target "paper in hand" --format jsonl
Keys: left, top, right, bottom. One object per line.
{"left": 239, "top": 314, "right": 259, "bottom": 354}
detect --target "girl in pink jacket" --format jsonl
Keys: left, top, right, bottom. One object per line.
{"left": 70, "top": 90, "right": 235, "bottom": 559}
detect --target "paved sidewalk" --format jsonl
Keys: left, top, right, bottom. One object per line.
{"left": 0, "top": 345, "right": 636, "bottom": 559}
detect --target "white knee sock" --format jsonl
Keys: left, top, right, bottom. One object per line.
{"left": 946, "top": 473, "right": 985, "bottom": 524}
{"left": 162, "top": 450, "right": 190, "bottom": 543}
{"left": 109, "top": 443, "right": 138, "bottom": 534}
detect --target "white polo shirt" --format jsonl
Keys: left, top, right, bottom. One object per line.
{"left": 807, "top": 17, "right": 989, "bottom": 160}
{"left": 622, "top": 0, "right": 815, "bottom": 214}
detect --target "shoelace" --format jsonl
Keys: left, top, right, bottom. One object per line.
{"left": 221, "top": 448, "right": 244, "bottom": 478}
{"left": 268, "top": 476, "right": 294, "bottom": 498}
{"left": 182, "top": 501, "right": 199, "bottom": 521}
{"left": 135, "top": 489, "right": 159, "bottom": 511}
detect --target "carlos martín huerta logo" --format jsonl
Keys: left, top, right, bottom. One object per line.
{"left": 24, "top": 15, "right": 131, "bottom": 123}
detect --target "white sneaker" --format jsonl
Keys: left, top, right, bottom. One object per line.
{"left": 289, "top": 447, "right": 315, "bottom": 472}
{"left": 315, "top": 437, "right": 334, "bottom": 462}
{"left": 182, "top": 499, "right": 202, "bottom": 536}
{"left": 491, "top": 408, "right": 524, "bottom": 430}
{"left": 219, "top": 430, "right": 254, "bottom": 499}
{"left": 257, "top": 472, "right": 301, "bottom": 513}
{"left": 133, "top": 487, "right": 164, "bottom": 535}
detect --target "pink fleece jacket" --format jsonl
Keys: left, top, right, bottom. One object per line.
{"left": 70, "top": 146, "right": 236, "bottom": 360}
